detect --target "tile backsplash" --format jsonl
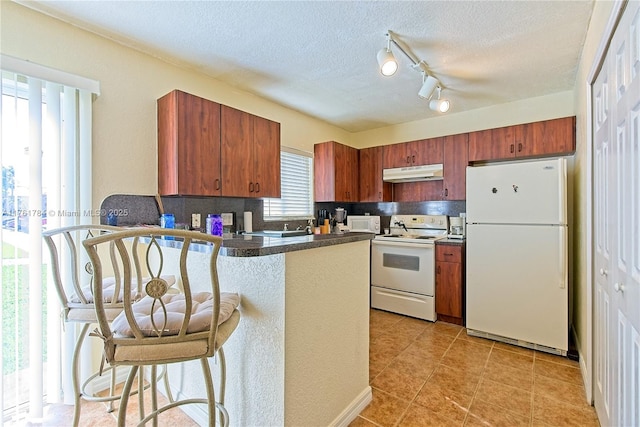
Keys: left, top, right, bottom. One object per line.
{"left": 101, "top": 194, "right": 466, "bottom": 233}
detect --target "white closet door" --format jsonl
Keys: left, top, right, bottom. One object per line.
{"left": 593, "top": 46, "right": 613, "bottom": 426}
{"left": 593, "top": 2, "right": 640, "bottom": 426}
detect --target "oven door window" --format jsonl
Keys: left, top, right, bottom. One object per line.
{"left": 383, "top": 253, "right": 420, "bottom": 271}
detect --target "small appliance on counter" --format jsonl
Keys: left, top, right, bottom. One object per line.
{"left": 448, "top": 214, "right": 466, "bottom": 239}
{"left": 334, "top": 207, "right": 349, "bottom": 233}
{"left": 346, "top": 215, "right": 380, "bottom": 234}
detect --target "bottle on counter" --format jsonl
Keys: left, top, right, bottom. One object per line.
{"left": 160, "top": 213, "right": 175, "bottom": 240}
{"left": 206, "top": 214, "right": 223, "bottom": 237}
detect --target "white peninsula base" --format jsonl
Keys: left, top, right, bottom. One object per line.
{"left": 161, "top": 239, "right": 372, "bottom": 426}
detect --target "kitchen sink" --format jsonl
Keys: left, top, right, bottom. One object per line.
{"left": 244, "top": 230, "right": 308, "bottom": 237}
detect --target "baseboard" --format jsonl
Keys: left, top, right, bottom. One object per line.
{"left": 571, "top": 323, "right": 592, "bottom": 405}
{"left": 329, "top": 386, "right": 372, "bottom": 427}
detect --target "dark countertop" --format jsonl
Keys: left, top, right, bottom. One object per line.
{"left": 156, "top": 231, "right": 375, "bottom": 257}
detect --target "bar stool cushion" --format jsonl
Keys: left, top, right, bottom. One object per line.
{"left": 111, "top": 292, "right": 240, "bottom": 338}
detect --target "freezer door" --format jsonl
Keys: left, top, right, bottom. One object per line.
{"left": 466, "top": 223, "right": 568, "bottom": 351}
{"left": 466, "top": 158, "right": 567, "bottom": 225}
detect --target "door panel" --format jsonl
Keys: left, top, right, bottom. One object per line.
{"left": 466, "top": 158, "right": 567, "bottom": 225}
{"left": 594, "top": 2, "right": 640, "bottom": 425}
{"left": 466, "top": 223, "right": 568, "bottom": 351}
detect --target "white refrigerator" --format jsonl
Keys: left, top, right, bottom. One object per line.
{"left": 466, "top": 158, "right": 568, "bottom": 354}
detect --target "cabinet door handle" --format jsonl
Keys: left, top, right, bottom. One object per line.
{"left": 437, "top": 266, "right": 441, "bottom": 274}
{"left": 510, "top": 144, "right": 514, "bottom": 153}
{"left": 406, "top": 155, "right": 411, "bottom": 164}
{"left": 444, "top": 188, "right": 448, "bottom": 198}
{"left": 518, "top": 143, "right": 523, "bottom": 152}
{"left": 444, "top": 253, "right": 454, "bottom": 256}
{"left": 378, "top": 191, "right": 382, "bottom": 200}
{"left": 255, "top": 182, "right": 260, "bottom": 193}
{"left": 215, "top": 179, "right": 221, "bottom": 191}
{"left": 249, "top": 182, "right": 254, "bottom": 193}
{"left": 412, "top": 155, "right": 416, "bottom": 164}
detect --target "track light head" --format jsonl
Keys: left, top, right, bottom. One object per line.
{"left": 377, "top": 33, "right": 398, "bottom": 76}
{"left": 377, "top": 47, "right": 398, "bottom": 76}
{"left": 418, "top": 74, "right": 438, "bottom": 99}
{"left": 429, "top": 87, "right": 451, "bottom": 113}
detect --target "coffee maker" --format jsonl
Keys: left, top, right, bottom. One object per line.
{"left": 334, "top": 207, "right": 349, "bottom": 233}
{"left": 448, "top": 214, "right": 466, "bottom": 239}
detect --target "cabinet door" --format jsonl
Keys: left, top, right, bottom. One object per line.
{"left": 382, "top": 142, "right": 411, "bottom": 168}
{"left": 333, "top": 142, "right": 358, "bottom": 202}
{"left": 359, "top": 146, "right": 391, "bottom": 202}
{"left": 468, "top": 129, "right": 496, "bottom": 161}
{"left": 518, "top": 117, "right": 576, "bottom": 157}
{"left": 412, "top": 137, "right": 444, "bottom": 166}
{"left": 314, "top": 142, "right": 336, "bottom": 202}
{"left": 253, "top": 115, "right": 281, "bottom": 198}
{"left": 158, "top": 90, "right": 222, "bottom": 196}
{"left": 443, "top": 134, "right": 468, "bottom": 200}
{"left": 436, "top": 261, "right": 463, "bottom": 318}
{"left": 221, "top": 106, "right": 253, "bottom": 197}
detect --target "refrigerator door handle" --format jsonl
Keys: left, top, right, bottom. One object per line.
{"left": 559, "top": 226, "right": 567, "bottom": 289}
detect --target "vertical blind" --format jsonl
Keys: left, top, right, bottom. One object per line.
{"left": 1, "top": 55, "right": 97, "bottom": 424}
{"left": 264, "top": 147, "right": 314, "bottom": 219}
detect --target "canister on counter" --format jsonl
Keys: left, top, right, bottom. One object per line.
{"left": 206, "top": 214, "right": 223, "bottom": 237}
{"left": 160, "top": 213, "right": 175, "bottom": 229}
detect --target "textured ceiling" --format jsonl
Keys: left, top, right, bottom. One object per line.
{"left": 19, "top": 1, "right": 595, "bottom": 132}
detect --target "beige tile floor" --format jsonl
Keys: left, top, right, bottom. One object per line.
{"left": 352, "top": 309, "right": 600, "bottom": 427}
{"left": 38, "top": 379, "right": 198, "bottom": 426}
{"left": 39, "top": 309, "right": 599, "bottom": 427}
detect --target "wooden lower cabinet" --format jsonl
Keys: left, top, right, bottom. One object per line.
{"left": 435, "top": 242, "right": 465, "bottom": 325}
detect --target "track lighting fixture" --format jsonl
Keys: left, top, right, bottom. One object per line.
{"left": 429, "top": 87, "right": 451, "bottom": 113}
{"left": 377, "top": 30, "right": 451, "bottom": 113}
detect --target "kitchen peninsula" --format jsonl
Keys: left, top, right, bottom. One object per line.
{"left": 159, "top": 232, "right": 373, "bottom": 426}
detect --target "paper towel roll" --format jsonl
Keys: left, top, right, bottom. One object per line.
{"left": 244, "top": 211, "right": 253, "bottom": 232}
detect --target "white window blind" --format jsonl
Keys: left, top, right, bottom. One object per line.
{"left": 264, "top": 147, "right": 313, "bottom": 220}
{"left": 1, "top": 58, "right": 97, "bottom": 423}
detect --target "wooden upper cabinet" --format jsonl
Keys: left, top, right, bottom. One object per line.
{"left": 314, "top": 141, "right": 358, "bottom": 202}
{"left": 252, "top": 115, "right": 281, "bottom": 198}
{"left": 443, "top": 133, "right": 468, "bottom": 200}
{"left": 383, "top": 137, "right": 444, "bottom": 168}
{"left": 469, "top": 128, "right": 507, "bottom": 161}
{"left": 518, "top": 117, "right": 576, "bottom": 157}
{"left": 359, "top": 146, "right": 391, "bottom": 202}
{"left": 469, "top": 117, "right": 576, "bottom": 162}
{"left": 220, "top": 105, "right": 281, "bottom": 198}
{"left": 157, "top": 90, "right": 221, "bottom": 196}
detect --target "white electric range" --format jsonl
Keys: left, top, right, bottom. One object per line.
{"left": 370, "top": 214, "right": 448, "bottom": 321}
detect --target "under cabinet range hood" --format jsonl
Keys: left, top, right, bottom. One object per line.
{"left": 382, "top": 163, "right": 444, "bottom": 183}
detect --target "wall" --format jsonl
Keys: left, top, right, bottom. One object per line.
{"left": 0, "top": 1, "right": 350, "bottom": 212}
{"left": 570, "top": 0, "right": 618, "bottom": 399}
{"left": 351, "top": 91, "right": 575, "bottom": 148}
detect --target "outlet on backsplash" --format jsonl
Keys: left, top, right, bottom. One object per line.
{"left": 191, "top": 213, "right": 201, "bottom": 229}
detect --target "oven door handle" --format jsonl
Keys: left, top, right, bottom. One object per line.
{"left": 371, "top": 240, "right": 434, "bottom": 249}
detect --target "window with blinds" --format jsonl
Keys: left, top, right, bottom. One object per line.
{"left": 1, "top": 56, "right": 98, "bottom": 421}
{"left": 264, "top": 148, "right": 313, "bottom": 220}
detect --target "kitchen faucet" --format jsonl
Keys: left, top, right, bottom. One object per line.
{"left": 394, "top": 220, "right": 408, "bottom": 232}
